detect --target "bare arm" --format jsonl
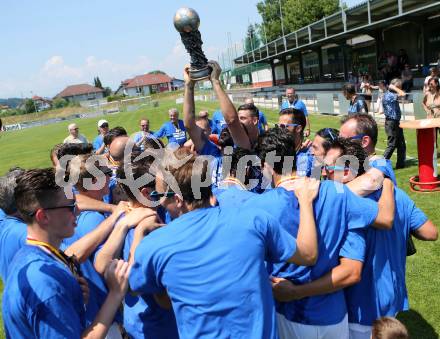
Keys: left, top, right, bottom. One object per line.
{"left": 286, "top": 178, "right": 319, "bottom": 266}
{"left": 388, "top": 84, "right": 406, "bottom": 97}
{"left": 183, "top": 66, "right": 206, "bottom": 153}
{"left": 65, "top": 202, "right": 128, "bottom": 263}
{"left": 422, "top": 94, "right": 433, "bottom": 117}
{"left": 304, "top": 117, "right": 311, "bottom": 138}
{"left": 346, "top": 167, "right": 385, "bottom": 196}
{"left": 272, "top": 258, "right": 363, "bottom": 301}
{"left": 209, "top": 61, "right": 251, "bottom": 150}
{"left": 75, "top": 193, "right": 116, "bottom": 214}
{"left": 413, "top": 220, "right": 438, "bottom": 241}
{"left": 371, "top": 178, "right": 395, "bottom": 230}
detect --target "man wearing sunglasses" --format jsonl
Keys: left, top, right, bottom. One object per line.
{"left": 301, "top": 138, "right": 436, "bottom": 339}
{"left": 64, "top": 123, "right": 88, "bottom": 145}
{"left": 132, "top": 118, "right": 155, "bottom": 151}
{"left": 93, "top": 119, "right": 110, "bottom": 155}
{"left": 129, "top": 149, "right": 320, "bottom": 339}
{"left": 3, "top": 168, "right": 129, "bottom": 338}
{"left": 154, "top": 108, "right": 187, "bottom": 146}
{"left": 280, "top": 88, "right": 311, "bottom": 137}
{"left": 260, "top": 130, "right": 395, "bottom": 339}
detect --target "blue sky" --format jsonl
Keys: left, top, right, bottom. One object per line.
{"left": 0, "top": 0, "right": 362, "bottom": 98}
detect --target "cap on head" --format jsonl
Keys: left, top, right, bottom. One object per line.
{"left": 98, "top": 119, "right": 109, "bottom": 128}
{"left": 68, "top": 123, "right": 78, "bottom": 131}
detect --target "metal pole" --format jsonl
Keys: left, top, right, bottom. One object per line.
{"left": 278, "top": 0, "right": 287, "bottom": 50}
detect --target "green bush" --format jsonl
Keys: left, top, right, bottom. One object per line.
{"left": 107, "top": 94, "right": 126, "bottom": 102}
{"left": 53, "top": 97, "right": 68, "bottom": 109}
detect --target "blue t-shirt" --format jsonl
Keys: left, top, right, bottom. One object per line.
{"left": 0, "top": 216, "right": 27, "bottom": 282}
{"left": 213, "top": 183, "right": 257, "bottom": 207}
{"left": 345, "top": 187, "right": 428, "bottom": 326}
{"left": 271, "top": 180, "right": 378, "bottom": 326}
{"left": 92, "top": 134, "right": 104, "bottom": 152}
{"left": 296, "top": 147, "right": 314, "bottom": 177}
{"left": 0, "top": 208, "right": 5, "bottom": 223}
{"left": 370, "top": 157, "right": 397, "bottom": 186}
{"left": 211, "top": 110, "right": 227, "bottom": 135}
{"left": 280, "top": 99, "right": 308, "bottom": 116}
{"left": 199, "top": 140, "right": 223, "bottom": 188}
{"left": 132, "top": 131, "right": 156, "bottom": 151}
{"left": 2, "top": 245, "right": 85, "bottom": 338}
{"left": 122, "top": 229, "right": 179, "bottom": 339}
{"left": 258, "top": 111, "right": 267, "bottom": 134}
{"left": 153, "top": 120, "right": 187, "bottom": 146}
{"left": 129, "top": 206, "right": 297, "bottom": 339}
{"left": 62, "top": 211, "right": 110, "bottom": 326}
{"left": 348, "top": 97, "right": 368, "bottom": 115}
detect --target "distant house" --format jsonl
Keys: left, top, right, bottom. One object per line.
{"left": 32, "top": 96, "right": 52, "bottom": 111}
{"left": 55, "top": 84, "right": 104, "bottom": 103}
{"left": 171, "top": 78, "right": 185, "bottom": 90}
{"left": 115, "top": 73, "right": 173, "bottom": 97}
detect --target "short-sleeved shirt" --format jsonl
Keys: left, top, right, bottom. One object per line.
{"left": 64, "top": 134, "right": 88, "bottom": 144}
{"left": 258, "top": 111, "right": 268, "bottom": 134}
{"left": 62, "top": 211, "right": 110, "bottom": 326}
{"left": 348, "top": 97, "right": 368, "bottom": 115}
{"left": 369, "top": 157, "right": 397, "bottom": 186}
{"left": 296, "top": 147, "right": 314, "bottom": 177}
{"left": 129, "top": 206, "right": 297, "bottom": 339}
{"left": 382, "top": 91, "right": 401, "bottom": 120}
{"left": 281, "top": 99, "right": 308, "bottom": 117}
{"left": 92, "top": 134, "right": 104, "bottom": 152}
{"left": 199, "top": 140, "right": 223, "bottom": 188}
{"left": 122, "top": 229, "right": 179, "bottom": 339}
{"left": 153, "top": 120, "right": 187, "bottom": 146}
{"left": 271, "top": 180, "right": 378, "bottom": 326}
{"left": 2, "top": 245, "right": 85, "bottom": 338}
{"left": 132, "top": 131, "right": 155, "bottom": 150}
{"left": 211, "top": 110, "right": 227, "bottom": 135}
{"left": 0, "top": 216, "right": 27, "bottom": 282}
{"left": 345, "top": 187, "right": 428, "bottom": 326}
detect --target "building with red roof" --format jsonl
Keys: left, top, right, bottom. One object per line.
{"left": 55, "top": 84, "right": 104, "bottom": 103}
{"left": 115, "top": 73, "right": 173, "bottom": 96}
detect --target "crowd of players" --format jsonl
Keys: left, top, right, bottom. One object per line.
{"left": 0, "top": 61, "right": 438, "bottom": 339}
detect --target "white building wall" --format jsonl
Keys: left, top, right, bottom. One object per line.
{"left": 251, "top": 68, "right": 272, "bottom": 83}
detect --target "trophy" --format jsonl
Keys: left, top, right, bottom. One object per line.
{"left": 173, "top": 7, "right": 212, "bottom": 80}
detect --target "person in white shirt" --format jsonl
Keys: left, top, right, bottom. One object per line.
{"left": 63, "top": 123, "right": 88, "bottom": 144}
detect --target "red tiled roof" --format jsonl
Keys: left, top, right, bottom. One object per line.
{"left": 56, "top": 84, "right": 104, "bottom": 98}
{"left": 124, "top": 74, "right": 172, "bottom": 88}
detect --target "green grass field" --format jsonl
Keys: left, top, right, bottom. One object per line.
{"left": 0, "top": 99, "right": 439, "bottom": 338}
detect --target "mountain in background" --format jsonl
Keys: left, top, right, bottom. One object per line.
{"left": 0, "top": 98, "right": 24, "bottom": 108}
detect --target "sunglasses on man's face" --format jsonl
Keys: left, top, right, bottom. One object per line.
{"left": 347, "top": 134, "right": 366, "bottom": 140}
{"left": 149, "top": 190, "right": 176, "bottom": 201}
{"left": 28, "top": 202, "right": 77, "bottom": 217}
{"left": 100, "top": 124, "right": 109, "bottom": 128}
{"left": 275, "top": 123, "right": 299, "bottom": 129}
{"left": 324, "top": 165, "right": 346, "bottom": 172}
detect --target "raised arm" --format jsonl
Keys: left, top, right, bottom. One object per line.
{"left": 75, "top": 193, "right": 116, "bottom": 214}
{"left": 286, "top": 178, "right": 319, "bottom": 266}
{"left": 346, "top": 167, "right": 385, "bottom": 196}
{"left": 388, "top": 84, "right": 406, "bottom": 97}
{"left": 183, "top": 65, "right": 207, "bottom": 152}
{"left": 209, "top": 61, "right": 251, "bottom": 150}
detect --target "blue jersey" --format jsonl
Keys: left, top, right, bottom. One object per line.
{"left": 153, "top": 120, "right": 187, "bottom": 146}
{"left": 62, "top": 211, "right": 111, "bottom": 326}
{"left": 296, "top": 147, "right": 314, "bottom": 177}
{"left": 92, "top": 134, "right": 104, "bottom": 152}
{"left": 281, "top": 99, "right": 308, "bottom": 116}
{"left": 199, "top": 140, "right": 223, "bottom": 188}
{"left": 122, "top": 229, "right": 179, "bottom": 339}
{"left": 213, "top": 183, "right": 257, "bottom": 207}
{"left": 345, "top": 187, "right": 428, "bottom": 326}
{"left": 3, "top": 245, "right": 85, "bottom": 338}
{"left": 132, "top": 131, "right": 155, "bottom": 151}
{"left": 271, "top": 180, "right": 378, "bottom": 326}
{"left": 211, "top": 110, "right": 227, "bottom": 135}
{"left": 0, "top": 216, "right": 27, "bottom": 282}
{"left": 129, "top": 206, "right": 297, "bottom": 339}
{"left": 370, "top": 157, "right": 397, "bottom": 186}
{"left": 258, "top": 111, "right": 268, "bottom": 134}
{"left": 348, "top": 97, "right": 368, "bottom": 115}
{"left": 0, "top": 208, "right": 5, "bottom": 223}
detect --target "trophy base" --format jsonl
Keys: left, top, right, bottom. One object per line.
{"left": 189, "top": 65, "right": 212, "bottom": 81}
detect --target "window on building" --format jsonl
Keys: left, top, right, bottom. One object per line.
{"left": 302, "top": 51, "right": 320, "bottom": 83}
{"left": 321, "top": 44, "right": 345, "bottom": 82}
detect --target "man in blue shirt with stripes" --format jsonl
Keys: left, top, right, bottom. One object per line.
{"left": 154, "top": 108, "right": 187, "bottom": 146}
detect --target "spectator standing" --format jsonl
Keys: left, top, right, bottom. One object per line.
{"left": 132, "top": 118, "right": 154, "bottom": 150}
{"left": 375, "top": 80, "right": 387, "bottom": 114}
{"left": 153, "top": 108, "right": 187, "bottom": 146}
{"left": 422, "top": 77, "right": 440, "bottom": 119}
{"left": 401, "top": 64, "right": 413, "bottom": 92}
{"left": 92, "top": 119, "right": 109, "bottom": 154}
{"left": 382, "top": 78, "right": 406, "bottom": 169}
{"left": 280, "top": 88, "right": 311, "bottom": 137}
{"left": 424, "top": 67, "right": 439, "bottom": 93}
{"left": 343, "top": 83, "right": 368, "bottom": 115}
{"left": 63, "top": 123, "right": 88, "bottom": 144}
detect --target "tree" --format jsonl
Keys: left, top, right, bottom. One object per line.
{"left": 244, "top": 24, "right": 261, "bottom": 52}
{"left": 24, "top": 99, "right": 36, "bottom": 114}
{"left": 53, "top": 97, "right": 68, "bottom": 109}
{"left": 257, "top": 0, "right": 340, "bottom": 42}
{"left": 94, "top": 76, "right": 103, "bottom": 89}
{"left": 148, "top": 70, "right": 166, "bottom": 75}
{"left": 103, "top": 87, "right": 112, "bottom": 97}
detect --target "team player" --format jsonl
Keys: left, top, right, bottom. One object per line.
{"left": 2, "top": 168, "right": 129, "bottom": 338}
{"left": 280, "top": 87, "right": 311, "bottom": 136}
{"left": 257, "top": 128, "right": 395, "bottom": 339}
{"left": 129, "top": 149, "right": 320, "bottom": 338}
{"left": 154, "top": 108, "right": 187, "bottom": 146}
